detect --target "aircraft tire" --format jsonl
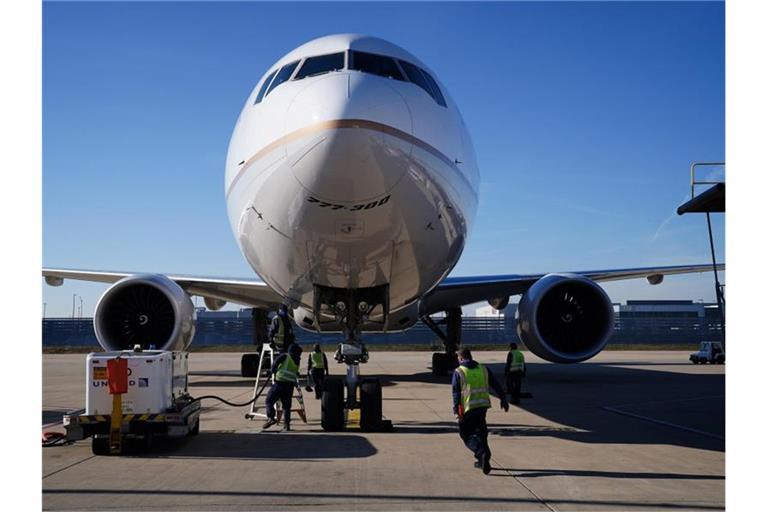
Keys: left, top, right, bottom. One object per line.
{"left": 241, "top": 353, "right": 260, "bottom": 377}
{"left": 432, "top": 353, "right": 448, "bottom": 376}
{"left": 321, "top": 377, "right": 345, "bottom": 431}
{"left": 360, "top": 378, "right": 383, "bottom": 431}
{"left": 142, "top": 432, "right": 154, "bottom": 452}
{"left": 91, "top": 436, "right": 110, "bottom": 456}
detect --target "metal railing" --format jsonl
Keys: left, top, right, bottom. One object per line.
{"left": 690, "top": 162, "right": 725, "bottom": 199}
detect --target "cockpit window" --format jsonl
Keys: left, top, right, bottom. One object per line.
{"left": 397, "top": 60, "right": 435, "bottom": 102}
{"left": 256, "top": 52, "right": 447, "bottom": 108}
{"left": 349, "top": 50, "right": 405, "bottom": 81}
{"left": 254, "top": 69, "right": 278, "bottom": 104}
{"left": 295, "top": 52, "right": 345, "bottom": 80}
{"left": 396, "top": 59, "right": 446, "bottom": 107}
{"left": 419, "top": 69, "right": 447, "bottom": 107}
{"left": 265, "top": 60, "right": 300, "bottom": 97}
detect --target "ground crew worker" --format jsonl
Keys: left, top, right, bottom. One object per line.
{"left": 268, "top": 304, "right": 294, "bottom": 352}
{"left": 307, "top": 343, "right": 329, "bottom": 399}
{"left": 452, "top": 347, "right": 508, "bottom": 474}
{"left": 505, "top": 342, "right": 526, "bottom": 404}
{"left": 262, "top": 342, "right": 303, "bottom": 432}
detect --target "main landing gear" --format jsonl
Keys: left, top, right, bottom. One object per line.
{"left": 421, "top": 307, "right": 462, "bottom": 376}
{"left": 241, "top": 308, "right": 269, "bottom": 377}
{"left": 316, "top": 285, "right": 386, "bottom": 432}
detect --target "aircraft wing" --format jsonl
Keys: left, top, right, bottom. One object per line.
{"left": 42, "top": 268, "right": 284, "bottom": 310}
{"left": 44, "top": 263, "right": 724, "bottom": 316}
{"left": 420, "top": 263, "right": 724, "bottom": 315}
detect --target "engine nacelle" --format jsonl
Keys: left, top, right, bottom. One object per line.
{"left": 516, "top": 273, "right": 614, "bottom": 363}
{"left": 93, "top": 274, "right": 196, "bottom": 352}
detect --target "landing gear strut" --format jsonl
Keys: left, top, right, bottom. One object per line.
{"left": 422, "top": 307, "right": 462, "bottom": 376}
{"left": 315, "top": 285, "right": 386, "bottom": 432}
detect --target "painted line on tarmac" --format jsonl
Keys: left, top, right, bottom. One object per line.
{"left": 494, "top": 459, "right": 558, "bottom": 512}
{"left": 602, "top": 406, "right": 724, "bottom": 441}
{"left": 43, "top": 455, "right": 96, "bottom": 480}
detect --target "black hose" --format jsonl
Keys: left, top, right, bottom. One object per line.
{"left": 189, "top": 378, "right": 273, "bottom": 408}
{"left": 187, "top": 394, "right": 261, "bottom": 408}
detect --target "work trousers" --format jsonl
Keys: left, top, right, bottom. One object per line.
{"left": 310, "top": 368, "right": 326, "bottom": 399}
{"left": 506, "top": 371, "right": 523, "bottom": 404}
{"left": 266, "top": 381, "right": 294, "bottom": 425}
{"left": 458, "top": 407, "right": 491, "bottom": 461}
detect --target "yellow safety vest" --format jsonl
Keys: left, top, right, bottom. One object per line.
{"left": 273, "top": 316, "right": 288, "bottom": 343}
{"left": 456, "top": 364, "right": 491, "bottom": 413}
{"left": 275, "top": 356, "right": 299, "bottom": 383}
{"left": 508, "top": 350, "right": 525, "bottom": 372}
{"left": 310, "top": 351, "right": 325, "bottom": 369}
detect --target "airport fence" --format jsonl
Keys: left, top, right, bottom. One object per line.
{"left": 42, "top": 315, "right": 724, "bottom": 348}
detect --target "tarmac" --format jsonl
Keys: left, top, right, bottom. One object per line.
{"left": 42, "top": 350, "right": 725, "bottom": 511}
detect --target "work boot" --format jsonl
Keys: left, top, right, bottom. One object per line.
{"left": 262, "top": 418, "right": 277, "bottom": 430}
{"left": 280, "top": 424, "right": 291, "bottom": 433}
{"left": 481, "top": 452, "right": 491, "bottom": 475}
{"left": 473, "top": 460, "right": 482, "bottom": 469}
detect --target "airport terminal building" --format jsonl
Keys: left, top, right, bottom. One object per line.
{"left": 615, "top": 300, "right": 723, "bottom": 343}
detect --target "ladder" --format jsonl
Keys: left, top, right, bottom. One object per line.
{"left": 245, "top": 344, "right": 307, "bottom": 423}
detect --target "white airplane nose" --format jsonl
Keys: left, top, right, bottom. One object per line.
{"left": 286, "top": 74, "right": 413, "bottom": 203}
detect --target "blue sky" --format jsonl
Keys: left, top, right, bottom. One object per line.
{"left": 42, "top": 1, "right": 725, "bottom": 318}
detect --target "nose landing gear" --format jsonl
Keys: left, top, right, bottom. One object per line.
{"left": 321, "top": 340, "right": 385, "bottom": 432}
{"left": 315, "top": 285, "right": 388, "bottom": 432}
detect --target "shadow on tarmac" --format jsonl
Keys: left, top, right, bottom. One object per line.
{"left": 487, "top": 467, "right": 724, "bottom": 480}
{"left": 187, "top": 358, "right": 724, "bottom": 453}
{"left": 375, "top": 361, "right": 724, "bottom": 453}
{"left": 140, "top": 432, "right": 377, "bottom": 460}
{"left": 41, "top": 488, "right": 724, "bottom": 510}
{"left": 377, "top": 371, "right": 451, "bottom": 386}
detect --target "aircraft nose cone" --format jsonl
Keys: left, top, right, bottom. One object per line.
{"left": 286, "top": 74, "right": 413, "bottom": 203}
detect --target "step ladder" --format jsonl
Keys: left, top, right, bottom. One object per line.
{"left": 244, "top": 345, "right": 307, "bottom": 424}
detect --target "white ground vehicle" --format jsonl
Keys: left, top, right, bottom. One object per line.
{"left": 64, "top": 350, "right": 201, "bottom": 455}
{"left": 690, "top": 341, "right": 725, "bottom": 364}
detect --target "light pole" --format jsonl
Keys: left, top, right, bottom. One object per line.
{"left": 72, "top": 294, "right": 77, "bottom": 320}
{"left": 79, "top": 296, "right": 84, "bottom": 320}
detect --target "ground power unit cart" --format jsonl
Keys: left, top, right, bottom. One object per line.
{"left": 63, "top": 350, "right": 201, "bottom": 455}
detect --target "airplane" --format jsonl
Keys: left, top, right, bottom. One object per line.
{"left": 43, "top": 34, "right": 723, "bottom": 431}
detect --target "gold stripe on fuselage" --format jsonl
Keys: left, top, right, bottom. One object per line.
{"left": 226, "top": 119, "right": 459, "bottom": 198}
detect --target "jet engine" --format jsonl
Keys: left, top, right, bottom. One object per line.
{"left": 516, "top": 273, "right": 614, "bottom": 363}
{"left": 93, "top": 274, "right": 196, "bottom": 352}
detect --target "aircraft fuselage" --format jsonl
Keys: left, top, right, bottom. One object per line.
{"left": 225, "top": 35, "right": 479, "bottom": 332}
